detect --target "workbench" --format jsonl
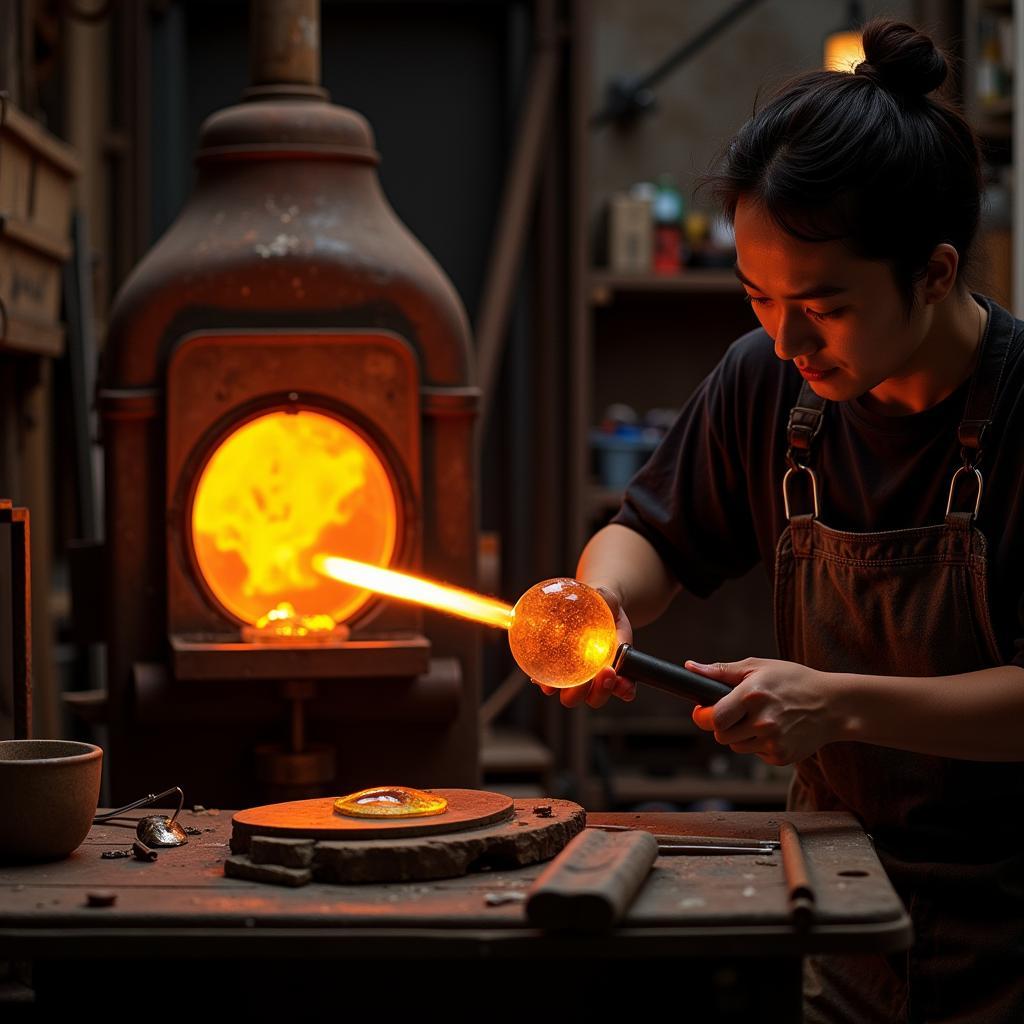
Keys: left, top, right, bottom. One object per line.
{"left": 0, "top": 808, "right": 910, "bottom": 1019}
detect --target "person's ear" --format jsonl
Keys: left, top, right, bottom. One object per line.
{"left": 919, "top": 243, "right": 959, "bottom": 305}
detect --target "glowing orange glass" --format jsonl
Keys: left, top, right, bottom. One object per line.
{"left": 507, "top": 577, "right": 616, "bottom": 688}
{"left": 334, "top": 785, "right": 449, "bottom": 818}
{"left": 191, "top": 410, "right": 398, "bottom": 627}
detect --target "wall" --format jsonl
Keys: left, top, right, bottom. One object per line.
{"left": 590, "top": 0, "right": 914, "bottom": 221}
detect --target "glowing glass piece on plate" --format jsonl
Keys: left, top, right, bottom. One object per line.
{"left": 333, "top": 786, "right": 449, "bottom": 818}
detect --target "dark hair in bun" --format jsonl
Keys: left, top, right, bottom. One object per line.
{"left": 706, "top": 18, "right": 982, "bottom": 309}
{"left": 854, "top": 19, "right": 948, "bottom": 96}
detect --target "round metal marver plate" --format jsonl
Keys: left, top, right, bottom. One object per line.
{"left": 231, "top": 788, "right": 514, "bottom": 842}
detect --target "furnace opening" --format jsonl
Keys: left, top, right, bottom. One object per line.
{"left": 190, "top": 408, "right": 399, "bottom": 628}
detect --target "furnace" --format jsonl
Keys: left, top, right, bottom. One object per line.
{"left": 89, "top": 1, "right": 481, "bottom": 806}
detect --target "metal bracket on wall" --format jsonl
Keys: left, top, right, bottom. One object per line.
{"left": 590, "top": 0, "right": 768, "bottom": 128}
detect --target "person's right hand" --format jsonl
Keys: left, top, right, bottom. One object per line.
{"left": 534, "top": 584, "right": 637, "bottom": 709}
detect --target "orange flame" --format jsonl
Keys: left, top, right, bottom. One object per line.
{"left": 191, "top": 410, "right": 398, "bottom": 626}
{"left": 313, "top": 555, "right": 514, "bottom": 630}
{"left": 313, "top": 558, "right": 617, "bottom": 688}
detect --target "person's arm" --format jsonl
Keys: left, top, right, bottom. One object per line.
{"left": 841, "top": 665, "right": 1024, "bottom": 760}
{"left": 576, "top": 523, "right": 680, "bottom": 627}
{"left": 689, "top": 658, "right": 1024, "bottom": 763}
{"left": 539, "top": 334, "right": 777, "bottom": 710}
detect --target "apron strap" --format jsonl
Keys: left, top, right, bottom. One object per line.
{"left": 786, "top": 380, "right": 828, "bottom": 469}
{"left": 783, "top": 381, "right": 827, "bottom": 519}
{"left": 948, "top": 296, "right": 1014, "bottom": 518}
{"left": 958, "top": 296, "right": 1013, "bottom": 467}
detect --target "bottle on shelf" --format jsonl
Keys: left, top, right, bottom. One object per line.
{"left": 652, "top": 173, "right": 684, "bottom": 274}
{"left": 976, "top": 15, "right": 1010, "bottom": 108}
{"left": 607, "top": 183, "right": 654, "bottom": 273}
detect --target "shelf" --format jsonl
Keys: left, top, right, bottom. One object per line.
{"left": 979, "top": 96, "right": 1014, "bottom": 118}
{"left": 975, "top": 116, "right": 1013, "bottom": 140}
{"left": 611, "top": 769, "right": 792, "bottom": 806}
{"left": 481, "top": 727, "right": 554, "bottom": 775}
{"left": 590, "top": 269, "right": 741, "bottom": 305}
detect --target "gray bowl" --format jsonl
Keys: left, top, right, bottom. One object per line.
{"left": 0, "top": 740, "right": 103, "bottom": 862}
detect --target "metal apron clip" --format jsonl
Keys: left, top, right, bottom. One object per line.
{"left": 945, "top": 464, "right": 983, "bottom": 519}
{"left": 783, "top": 463, "right": 820, "bottom": 520}
{"left": 783, "top": 381, "right": 827, "bottom": 520}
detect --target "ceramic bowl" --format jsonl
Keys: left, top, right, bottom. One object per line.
{"left": 0, "top": 740, "right": 102, "bottom": 861}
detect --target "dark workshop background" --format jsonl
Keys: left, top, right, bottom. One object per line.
{"left": 0, "top": 0, "right": 1014, "bottom": 808}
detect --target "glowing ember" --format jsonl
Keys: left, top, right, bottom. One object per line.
{"left": 508, "top": 578, "right": 617, "bottom": 688}
{"left": 314, "top": 557, "right": 616, "bottom": 688}
{"left": 256, "top": 598, "right": 335, "bottom": 630}
{"left": 333, "top": 786, "right": 449, "bottom": 818}
{"left": 190, "top": 410, "right": 398, "bottom": 626}
{"left": 247, "top": 601, "right": 340, "bottom": 640}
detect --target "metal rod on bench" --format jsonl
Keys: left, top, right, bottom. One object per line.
{"left": 1, "top": 500, "right": 32, "bottom": 738}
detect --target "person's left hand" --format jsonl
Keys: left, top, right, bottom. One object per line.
{"left": 687, "top": 657, "right": 844, "bottom": 765}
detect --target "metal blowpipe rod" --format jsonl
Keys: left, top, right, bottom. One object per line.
{"left": 612, "top": 643, "right": 732, "bottom": 705}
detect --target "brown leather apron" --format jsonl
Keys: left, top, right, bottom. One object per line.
{"left": 773, "top": 299, "right": 1024, "bottom": 1023}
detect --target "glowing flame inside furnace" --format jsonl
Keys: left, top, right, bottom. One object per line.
{"left": 191, "top": 410, "right": 399, "bottom": 627}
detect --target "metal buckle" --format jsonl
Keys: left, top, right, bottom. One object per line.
{"left": 782, "top": 464, "right": 819, "bottom": 520}
{"left": 945, "top": 465, "right": 983, "bottom": 519}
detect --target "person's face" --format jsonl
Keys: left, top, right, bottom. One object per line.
{"left": 733, "top": 196, "right": 928, "bottom": 401}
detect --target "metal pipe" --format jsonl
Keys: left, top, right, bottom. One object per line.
{"left": 476, "top": 8, "right": 561, "bottom": 434}
{"left": 290, "top": 695, "right": 305, "bottom": 754}
{"left": 249, "top": 0, "right": 320, "bottom": 87}
{"left": 613, "top": 643, "right": 732, "bottom": 705}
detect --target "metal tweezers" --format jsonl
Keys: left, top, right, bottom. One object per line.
{"left": 587, "top": 823, "right": 781, "bottom": 855}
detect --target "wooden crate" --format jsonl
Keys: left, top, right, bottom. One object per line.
{"left": 0, "top": 94, "right": 79, "bottom": 357}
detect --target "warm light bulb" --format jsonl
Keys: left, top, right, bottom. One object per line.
{"left": 824, "top": 29, "right": 864, "bottom": 72}
{"left": 508, "top": 578, "right": 617, "bottom": 688}
{"left": 333, "top": 785, "right": 449, "bottom": 818}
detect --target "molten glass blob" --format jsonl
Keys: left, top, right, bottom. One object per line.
{"left": 190, "top": 409, "right": 398, "bottom": 626}
{"left": 242, "top": 601, "right": 346, "bottom": 643}
{"left": 508, "top": 578, "right": 617, "bottom": 688}
{"left": 333, "top": 786, "right": 449, "bottom": 818}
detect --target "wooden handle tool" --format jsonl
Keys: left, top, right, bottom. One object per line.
{"left": 779, "top": 820, "right": 816, "bottom": 930}
{"left": 526, "top": 828, "right": 658, "bottom": 931}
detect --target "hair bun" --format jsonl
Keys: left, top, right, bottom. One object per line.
{"left": 854, "top": 19, "right": 947, "bottom": 96}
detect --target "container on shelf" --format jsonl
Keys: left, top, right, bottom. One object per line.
{"left": 652, "top": 173, "right": 684, "bottom": 274}
{"left": 589, "top": 426, "right": 660, "bottom": 489}
{"left": 608, "top": 191, "right": 653, "bottom": 273}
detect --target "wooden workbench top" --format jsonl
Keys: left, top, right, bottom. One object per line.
{"left": 0, "top": 808, "right": 911, "bottom": 960}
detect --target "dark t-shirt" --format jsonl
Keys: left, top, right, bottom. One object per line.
{"left": 610, "top": 294, "right": 1024, "bottom": 669}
